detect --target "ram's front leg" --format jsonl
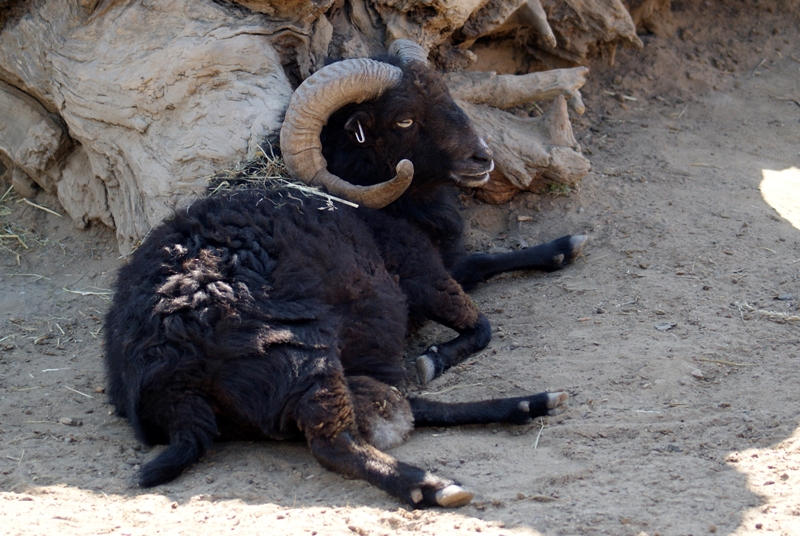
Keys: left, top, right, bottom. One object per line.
{"left": 295, "top": 373, "right": 472, "bottom": 507}
{"left": 451, "top": 234, "right": 589, "bottom": 291}
{"left": 414, "top": 276, "right": 492, "bottom": 385}
{"left": 409, "top": 391, "right": 569, "bottom": 427}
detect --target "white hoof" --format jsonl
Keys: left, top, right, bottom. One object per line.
{"left": 416, "top": 354, "right": 436, "bottom": 385}
{"left": 546, "top": 392, "right": 569, "bottom": 415}
{"left": 570, "top": 235, "right": 589, "bottom": 256}
{"left": 435, "top": 484, "right": 474, "bottom": 507}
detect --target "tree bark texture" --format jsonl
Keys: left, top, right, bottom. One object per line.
{"left": 0, "top": 0, "right": 664, "bottom": 252}
{"left": 1, "top": 0, "right": 294, "bottom": 252}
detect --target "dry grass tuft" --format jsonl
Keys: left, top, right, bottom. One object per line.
{"left": 0, "top": 186, "right": 66, "bottom": 264}
{"left": 206, "top": 146, "right": 358, "bottom": 209}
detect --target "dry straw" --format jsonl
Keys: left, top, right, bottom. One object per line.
{"left": 206, "top": 146, "right": 359, "bottom": 209}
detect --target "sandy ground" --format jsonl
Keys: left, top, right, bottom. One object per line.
{"left": 2, "top": 2, "right": 800, "bottom": 535}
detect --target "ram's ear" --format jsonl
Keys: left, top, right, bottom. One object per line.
{"left": 344, "top": 111, "right": 374, "bottom": 144}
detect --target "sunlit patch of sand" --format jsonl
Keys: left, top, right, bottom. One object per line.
{"left": 761, "top": 167, "right": 800, "bottom": 230}
{"left": 0, "top": 485, "right": 537, "bottom": 535}
{"left": 727, "top": 426, "right": 800, "bottom": 535}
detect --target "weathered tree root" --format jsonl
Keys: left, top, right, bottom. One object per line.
{"left": 448, "top": 66, "right": 590, "bottom": 204}
{"left": 445, "top": 66, "right": 588, "bottom": 114}
{"left": 458, "top": 95, "right": 590, "bottom": 204}
{"left": 0, "top": 0, "right": 635, "bottom": 251}
{"left": 519, "top": 0, "right": 557, "bottom": 49}
{"left": 0, "top": 81, "right": 70, "bottom": 198}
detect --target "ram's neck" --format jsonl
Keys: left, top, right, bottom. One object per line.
{"left": 382, "top": 186, "right": 465, "bottom": 269}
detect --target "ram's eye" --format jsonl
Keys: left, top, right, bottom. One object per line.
{"left": 396, "top": 119, "right": 414, "bottom": 128}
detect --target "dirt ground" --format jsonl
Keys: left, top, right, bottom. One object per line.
{"left": 2, "top": 1, "right": 799, "bottom": 535}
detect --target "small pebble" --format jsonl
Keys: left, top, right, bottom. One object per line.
{"left": 691, "top": 369, "right": 705, "bottom": 379}
{"left": 59, "top": 417, "right": 81, "bottom": 426}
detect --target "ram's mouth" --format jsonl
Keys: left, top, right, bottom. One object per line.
{"left": 450, "top": 161, "right": 494, "bottom": 187}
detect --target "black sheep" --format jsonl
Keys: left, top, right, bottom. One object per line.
{"left": 104, "top": 41, "right": 583, "bottom": 507}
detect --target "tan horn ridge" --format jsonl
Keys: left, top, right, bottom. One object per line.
{"left": 308, "top": 159, "right": 414, "bottom": 209}
{"left": 280, "top": 58, "right": 413, "bottom": 208}
{"left": 388, "top": 39, "right": 429, "bottom": 66}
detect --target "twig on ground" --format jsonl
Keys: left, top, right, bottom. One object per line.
{"left": 690, "top": 163, "right": 723, "bottom": 169}
{"left": 758, "top": 86, "right": 800, "bottom": 108}
{"left": 751, "top": 58, "right": 767, "bottom": 76}
{"left": 65, "top": 386, "right": 94, "bottom": 399}
{"left": 518, "top": 494, "right": 560, "bottom": 503}
{"left": 21, "top": 198, "right": 63, "bottom": 217}
{"left": 62, "top": 286, "right": 113, "bottom": 297}
{"left": 533, "top": 418, "right": 546, "bottom": 449}
{"left": 736, "top": 301, "right": 800, "bottom": 324}
{"left": 696, "top": 357, "right": 751, "bottom": 367}
{"left": 0, "top": 234, "right": 28, "bottom": 249}
{"left": 6, "top": 450, "right": 24, "bottom": 465}
{"left": 8, "top": 273, "right": 49, "bottom": 280}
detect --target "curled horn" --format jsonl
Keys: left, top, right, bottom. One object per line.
{"left": 280, "top": 58, "right": 414, "bottom": 208}
{"left": 388, "top": 39, "right": 429, "bottom": 66}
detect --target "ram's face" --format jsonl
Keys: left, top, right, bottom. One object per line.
{"left": 422, "top": 100, "right": 494, "bottom": 188}
{"left": 344, "top": 64, "right": 494, "bottom": 190}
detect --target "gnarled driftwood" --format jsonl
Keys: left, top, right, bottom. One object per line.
{"left": 0, "top": 0, "right": 654, "bottom": 251}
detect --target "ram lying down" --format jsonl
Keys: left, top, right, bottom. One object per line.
{"left": 103, "top": 40, "right": 585, "bottom": 508}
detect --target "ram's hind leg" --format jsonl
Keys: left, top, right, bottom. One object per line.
{"left": 452, "top": 235, "right": 588, "bottom": 291}
{"left": 135, "top": 387, "right": 218, "bottom": 487}
{"left": 348, "top": 375, "right": 414, "bottom": 450}
{"left": 409, "top": 391, "right": 569, "bottom": 427}
{"left": 296, "top": 372, "right": 472, "bottom": 507}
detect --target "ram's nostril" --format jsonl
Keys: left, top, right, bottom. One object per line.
{"left": 472, "top": 146, "right": 493, "bottom": 163}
